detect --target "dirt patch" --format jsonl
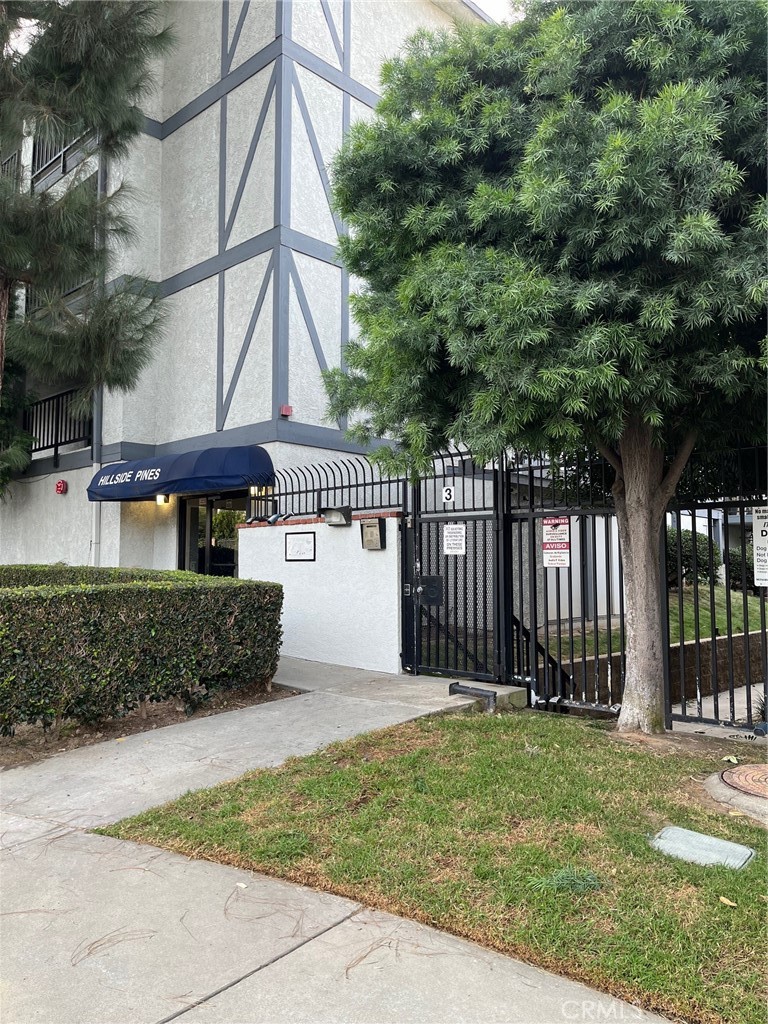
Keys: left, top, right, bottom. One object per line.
{"left": 0, "top": 683, "right": 298, "bottom": 769}
{"left": 428, "top": 852, "right": 469, "bottom": 884}
{"left": 610, "top": 727, "right": 754, "bottom": 759}
{"left": 326, "top": 722, "right": 444, "bottom": 768}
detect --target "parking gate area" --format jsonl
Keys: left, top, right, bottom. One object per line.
{"left": 273, "top": 447, "right": 767, "bottom": 730}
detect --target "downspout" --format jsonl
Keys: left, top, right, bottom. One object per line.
{"left": 90, "top": 385, "right": 103, "bottom": 566}
{"left": 89, "top": 154, "right": 109, "bottom": 567}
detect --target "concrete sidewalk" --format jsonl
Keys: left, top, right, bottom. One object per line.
{"left": 1, "top": 658, "right": 664, "bottom": 1024}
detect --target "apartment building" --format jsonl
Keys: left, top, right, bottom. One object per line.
{"left": 0, "top": 0, "right": 488, "bottom": 572}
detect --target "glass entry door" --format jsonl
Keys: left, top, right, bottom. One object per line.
{"left": 179, "top": 494, "right": 247, "bottom": 576}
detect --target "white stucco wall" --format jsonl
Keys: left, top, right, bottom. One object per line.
{"left": 239, "top": 514, "right": 402, "bottom": 673}
{"left": 116, "top": 497, "right": 178, "bottom": 569}
{"left": 0, "top": 467, "right": 94, "bottom": 565}
{"left": 350, "top": 0, "right": 454, "bottom": 93}
{"left": 162, "top": 1, "right": 223, "bottom": 120}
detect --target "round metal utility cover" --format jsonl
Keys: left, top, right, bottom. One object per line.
{"left": 721, "top": 764, "right": 768, "bottom": 800}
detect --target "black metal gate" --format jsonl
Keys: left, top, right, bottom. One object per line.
{"left": 401, "top": 454, "right": 500, "bottom": 681}
{"left": 269, "top": 446, "right": 766, "bottom": 730}
{"left": 401, "top": 448, "right": 767, "bottom": 731}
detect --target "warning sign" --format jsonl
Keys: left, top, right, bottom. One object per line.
{"left": 443, "top": 523, "right": 466, "bottom": 556}
{"left": 542, "top": 516, "right": 570, "bottom": 568}
{"left": 753, "top": 507, "right": 768, "bottom": 587}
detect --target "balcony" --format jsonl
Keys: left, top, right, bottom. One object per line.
{"left": 1, "top": 150, "right": 21, "bottom": 182}
{"left": 23, "top": 389, "right": 92, "bottom": 467}
{"left": 26, "top": 275, "right": 93, "bottom": 316}
{"left": 31, "top": 133, "right": 89, "bottom": 190}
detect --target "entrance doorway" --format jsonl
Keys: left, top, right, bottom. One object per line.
{"left": 178, "top": 493, "right": 247, "bottom": 576}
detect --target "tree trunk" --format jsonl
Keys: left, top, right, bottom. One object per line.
{"left": 0, "top": 276, "right": 10, "bottom": 400}
{"left": 607, "top": 418, "right": 697, "bottom": 734}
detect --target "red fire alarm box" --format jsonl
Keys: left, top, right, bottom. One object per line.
{"left": 55, "top": 480, "right": 68, "bottom": 495}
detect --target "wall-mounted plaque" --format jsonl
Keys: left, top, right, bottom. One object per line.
{"left": 285, "top": 531, "right": 316, "bottom": 562}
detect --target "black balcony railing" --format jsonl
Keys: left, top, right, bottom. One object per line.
{"left": 26, "top": 274, "right": 93, "bottom": 315}
{"left": 23, "top": 389, "right": 92, "bottom": 467}
{"left": 31, "top": 133, "right": 88, "bottom": 188}
{"left": 1, "top": 150, "right": 21, "bottom": 181}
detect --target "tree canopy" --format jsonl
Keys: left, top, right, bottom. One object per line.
{"left": 328, "top": 0, "right": 766, "bottom": 469}
{"left": 328, "top": 0, "right": 767, "bottom": 732}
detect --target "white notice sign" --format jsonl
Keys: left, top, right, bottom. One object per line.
{"left": 753, "top": 507, "right": 768, "bottom": 587}
{"left": 443, "top": 523, "right": 466, "bottom": 556}
{"left": 542, "top": 516, "right": 570, "bottom": 568}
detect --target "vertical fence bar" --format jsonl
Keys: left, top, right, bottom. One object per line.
{"left": 675, "top": 518, "right": 686, "bottom": 716}
{"left": 659, "top": 526, "right": 673, "bottom": 729}
{"left": 541, "top": 525, "right": 551, "bottom": 700}
{"left": 566, "top": 520, "right": 576, "bottom": 699}
{"left": 739, "top": 505, "right": 752, "bottom": 725}
{"left": 708, "top": 507, "right": 720, "bottom": 723}
{"left": 617, "top": 526, "right": 626, "bottom": 700}
{"left": 579, "top": 515, "right": 588, "bottom": 702}
{"left": 604, "top": 514, "right": 613, "bottom": 705}
{"left": 723, "top": 515, "right": 736, "bottom": 722}
{"left": 528, "top": 512, "right": 538, "bottom": 704}
{"left": 691, "top": 507, "right": 703, "bottom": 720}
{"left": 590, "top": 513, "right": 599, "bottom": 703}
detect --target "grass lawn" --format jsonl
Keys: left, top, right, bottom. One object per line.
{"left": 103, "top": 712, "right": 766, "bottom": 1024}
{"left": 547, "top": 586, "right": 764, "bottom": 659}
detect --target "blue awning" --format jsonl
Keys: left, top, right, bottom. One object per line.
{"left": 87, "top": 444, "right": 274, "bottom": 502}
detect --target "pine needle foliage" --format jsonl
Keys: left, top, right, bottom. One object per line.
{"left": 329, "top": 0, "right": 767, "bottom": 733}
{"left": 0, "top": 1, "right": 172, "bottom": 405}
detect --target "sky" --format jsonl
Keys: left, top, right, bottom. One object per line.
{"left": 475, "top": 0, "right": 515, "bottom": 21}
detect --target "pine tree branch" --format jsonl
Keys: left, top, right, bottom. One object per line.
{"left": 658, "top": 428, "right": 698, "bottom": 507}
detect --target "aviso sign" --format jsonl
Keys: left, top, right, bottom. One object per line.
{"left": 542, "top": 516, "right": 570, "bottom": 568}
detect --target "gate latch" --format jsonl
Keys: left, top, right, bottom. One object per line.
{"left": 403, "top": 583, "right": 411, "bottom": 596}
{"left": 416, "top": 576, "right": 444, "bottom": 606}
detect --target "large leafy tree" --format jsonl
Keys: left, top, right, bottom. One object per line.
{"left": 0, "top": 1, "right": 171, "bottom": 451}
{"left": 328, "top": 0, "right": 767, "bottom": 733}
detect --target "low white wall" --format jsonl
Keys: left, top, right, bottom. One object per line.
{"left": 238, "top": 513, "right": 401, "bottom": 674}
{"left": 0, "top": 468, "right": 178, "bottom": 570}
{"left": 0, "top": 467, "right": 94, "bottom": 565}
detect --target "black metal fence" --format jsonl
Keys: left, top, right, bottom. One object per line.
{"left": 23, "top": 389, "right": 92, "bottom": 467}
{"left": 273, "top": 455, "right": 404, "bottom": 516}
{"left": 267, "top": 446, "right": 767, "bottom": 730}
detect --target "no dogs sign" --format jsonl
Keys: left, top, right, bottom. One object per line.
{"left": 753, "top": 507, "right": 768, "bottom": 587}
{"left": 542, "top": 516, "right": 570, "bottom": 568}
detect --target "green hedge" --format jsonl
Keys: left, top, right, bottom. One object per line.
{"left": 0, "top": 564, "right": 202, "bottom": 588}
{"left": 666, "top": 528, "right": 721, "bottom": 587}
{"left": 726, "top": 544, "right": 756, "bottom": 593}
{"left": 0, "top": 566, "right": 283, "bottom": 734}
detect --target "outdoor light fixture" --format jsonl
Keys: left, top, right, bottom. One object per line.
{"left": 320, "top": 505, "right": 352, "bottom": 527}
{"left": 266, "top": 512, "right": 281, "bottom": 524}
{"left": 155, "top": 494, "right": 169, "bottom": 505}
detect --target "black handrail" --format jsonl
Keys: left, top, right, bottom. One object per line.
{"left": 31, "top": 133, "right": 88, "bottom": 187}
{"left": 23, "top": 389, "right": 92, "bottom": 467}
{"left": 1, "top": 151, "right": 21, "bottom": 181}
